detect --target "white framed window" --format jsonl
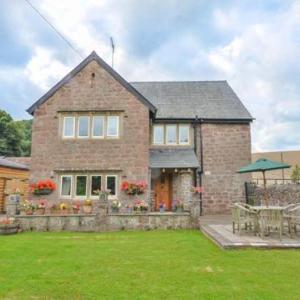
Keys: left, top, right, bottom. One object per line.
{"left": 63, "top": 117, "right": 75, "bottom": 138}
{"left": 166, "top": 125, "right": 177, "bottom": 144}
{"left": 75, "top": 175, "right": 88, "bottom": 198}
{"left": 106, "top": 175, "right": 117, "bottom": 198}
{"left": 179, "top": 125, "right": 190, "bottom": 144}
{"left": 92, "top": 116, "right": 104, "bottom": 138}
{"left": 153, "top": 125, "right": 164, "bottom": 144}
{"left": 107, "top": 116, "right": 119, "bottom": 137}
{"left": 78, "top": 116, "right": 90, "bottom": 138}
{"left": 90, "top": 175, "right": 102, "bottom": 198}
{"left": 60, "top": 175, "right": 72, "bottom": 197}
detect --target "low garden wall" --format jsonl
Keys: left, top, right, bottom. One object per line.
{"left": 14, "top": 213, "right": 193, "bottom": 232}
{"left": 253, "top": 184, "right": 300, "bottom": 206}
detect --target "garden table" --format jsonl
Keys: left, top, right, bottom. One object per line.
{"left": 250, "top": 206, "right": 284, "bottom": 238}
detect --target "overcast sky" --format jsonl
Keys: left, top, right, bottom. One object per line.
{"left": 1, "top": 0, "right": 300, "bottom": 152}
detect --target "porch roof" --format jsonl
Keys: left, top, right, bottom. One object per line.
{"left": 150, "top": 149, "right": 200, "bottom": 168}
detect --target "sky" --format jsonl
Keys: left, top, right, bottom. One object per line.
{"left": 0, "top": 0, "right": 300, "bottom": 152}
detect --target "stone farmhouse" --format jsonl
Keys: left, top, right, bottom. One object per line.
{"left": 27, "top": 51, "right": 252, "bottom": 219}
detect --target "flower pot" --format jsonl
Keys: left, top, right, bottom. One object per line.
{"left": 26, "top": 210, "right": 33, "bottom": 215}
{"left": 176, "top": 207, "right": 183, "bottom": 213}
{"left": 35, "top": 208, "right": 45, "bottom": 215}
{"left": 34, "top": 188, "right": 52, "bottom": 195}
{"left": 60, "top": 209, "right": 68, "bottom": 215}
{"left": 0, "top": 224, "right": 19, "bottom": 235}
{"left": 83, "top": 205, "right": 92, "bottom": 214}
{"left": 160, "top": 208, "right": 165, "bottom": 213}
{"left": 111, "top": 207, "right": 119, "bottom": 214}
{"left": 72, "top": 208, "right": 80, "bottom": 214}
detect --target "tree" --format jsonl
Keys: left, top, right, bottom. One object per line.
{"left": 291, "top": 165, "right": 300, "bottom": 184}
{"left": 0, "top": 110, "right": 32, "bottom": 157}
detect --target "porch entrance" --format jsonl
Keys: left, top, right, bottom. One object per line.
{"left": 154, "top": 172, "right": 172, "bottom": 211}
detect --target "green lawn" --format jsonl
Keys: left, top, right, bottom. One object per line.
{"left": 1, "top": 231, "right": 300, "bottom": 300}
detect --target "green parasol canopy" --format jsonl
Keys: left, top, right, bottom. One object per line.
{"left": 238, "top": 158, "right": 290, "bottom": 206}
{"left": 238, "top": 158, "right": 290, "bottom": 173}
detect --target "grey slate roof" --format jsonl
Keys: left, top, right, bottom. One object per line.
{"left": 0, "top": 157, "right": 29, "bottom": 170}
{"left": 150, "top": 149, "right": 200, "bottom": 168}
{"left": 131, "top": 81, "right": 253, "bottom": 120}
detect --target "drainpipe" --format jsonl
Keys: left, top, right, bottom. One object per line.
{"left": 193, "top": 116, "right": 204, "bottom": 216}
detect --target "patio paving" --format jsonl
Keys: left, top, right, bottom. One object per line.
{"left": 199, "top": 214, "right": 300, "bottom": 249}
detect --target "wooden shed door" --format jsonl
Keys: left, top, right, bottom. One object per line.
{"left": 154, "top": 173, "right": 172, "bottom": 211}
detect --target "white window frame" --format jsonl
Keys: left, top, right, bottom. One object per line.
{"left": 63, "top": 116, "right": 75, "bottom": 138}
{"left": 60, "top": 175, "right": 73, "bottom": 198}
{"left": 77, "top": 116, "right": 90, "bottom": 138}
{"left": 75, "top": 175, "right": 88, "bottom": 199}
{"left": 153, "top": 125, "right": 164, "bottom": 145}
{"left": 106, "top": 175, "right": 117, "bottom": 199}
{"left": 92, "top": 116, "right": 104, "bottom": 139}
{"left": 179, "top": 124, "right": 190, "bottom": 145}
{"left": 106, "top": 116, "right": 119, "bottom": 138}
{"left": 90, "top": 174, "right": 102, "bottom": 199}
{"left": 166, "top": 124, "right": 177, "bottom": 145}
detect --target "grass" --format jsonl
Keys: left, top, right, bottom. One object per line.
{"left": 1, "top": 231, "right": 300, "bottom": 300}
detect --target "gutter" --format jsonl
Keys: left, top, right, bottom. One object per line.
{"left": 193, "top": 115, "right": 204, "bottom": 216}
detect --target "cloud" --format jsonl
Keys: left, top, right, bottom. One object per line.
{"left": 0, "top": 0, "right": 299, "bottom": 152}
{"left": 24, "top": 46, "right": 70, "bottom": 90}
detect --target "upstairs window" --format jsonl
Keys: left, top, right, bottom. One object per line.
{"left": 166, "top": 125, "right": 177, "bottom": 144}
{"left": 153, "top": 124, "right": 191, "bottom": 145}
{"left": 61, "top": 114, "right": 120, "bottom": 139}
{"left": 179, "top": 125, "right": 190, "bottom": 144}
{"left": 92, "top": 116, "right": 104, "bottom": 138}
{"left": 153, "top": 125, "right": 164, "bottom": 144}
{"left": 107, "top": 116, "right": 119, "bottom": 137}
{"left": 63, "top": 117, "right": 75, "bottom": 138}
{"left": 78, "top": 116, "right": 90, "bottom": 138}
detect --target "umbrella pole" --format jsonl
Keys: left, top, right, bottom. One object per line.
{"left": 262, "top": 170, "right": 269, "bottom": 206}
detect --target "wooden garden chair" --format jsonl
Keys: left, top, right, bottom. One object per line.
{"left": 286, "top": 205, "right": 300, "bottom": 237}
{"left": 231, "top": 203, "right": 258, "bottom": 235}
{"left": 259, "top": 209, "right": 283, "bottom": 240}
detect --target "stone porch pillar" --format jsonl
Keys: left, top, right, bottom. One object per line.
{"left": 179, "top": 169, "right": 193, "bottom": 211}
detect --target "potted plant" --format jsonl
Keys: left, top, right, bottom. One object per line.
{"left": 121, "top": 181, "right": 147, "bottom": 195}
{"left": 111, "top": 200, "right": 121, "bottom": 213}
{"left": 191, "top": 186, "right": 204, "bottom": 194}
{"left": 30, "top": 179, "right": 56, "bottom": 195}
{"left": 72, "top": 202, "right": 81, "bottom": 214}
{"left": 133, "top": 200, "right": 148, "bottom": 213}
{"left": 126, "top": 205, "right": 132, "bottom": 214}
{"left": 0, "top": 218, "right": 19, "bottom": 235}
{"left": 20, "top": 200, "right": 35, "bottom": 215}
{"left": 50, "top": 204, "right": 59, "bottom": 214}
{"left": 173, "top": 199, "right": 184, "bottom": 213}
{"left": 59, "top": 202, "right": 68, "bottom": 215}
{"left": 35, "top": 199, "right": 47, "bottom": 215}
{"left": 83, "top": 199, "right": 93, "bottom": 214}
{"left": 159, "top": 202, "right": 165, "bottom": 213}
{"left": 93, "top": 189, "right": 111, "bottom": 201}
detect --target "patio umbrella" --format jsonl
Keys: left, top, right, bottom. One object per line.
{"left": 238, "top": 158, "right": 290, "bottom": 206}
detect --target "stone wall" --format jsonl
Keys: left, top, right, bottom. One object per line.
{"left": 253, "top": 184, "right": 300, "bottom": 206}
{"left": 15, "top": 213, "right": 193, "bottom": 232}
{"left": 30, "top": 59, "right": 150, "bottom": 205}
{"left": 200, "top": 123, "right": 251, "bottom": 214}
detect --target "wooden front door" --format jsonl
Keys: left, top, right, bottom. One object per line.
{"left": 154, "top": 173, "right": 172, "bottom": 211}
